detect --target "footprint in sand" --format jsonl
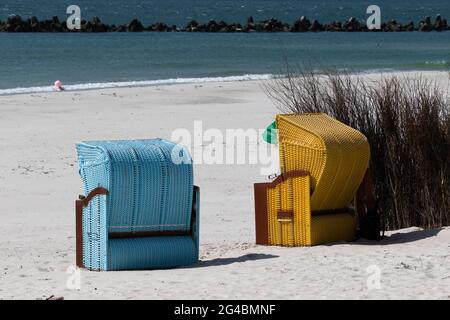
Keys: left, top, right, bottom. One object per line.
{"left": 38, "top": 267, "right": 54, "bottom": 272}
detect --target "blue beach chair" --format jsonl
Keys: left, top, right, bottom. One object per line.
{"left": 75, "top": 139, "right": 199, "bottom": 271}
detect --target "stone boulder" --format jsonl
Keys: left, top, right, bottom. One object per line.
{"left": 185, "top": 20, "right": 199, "bottom": 32}
{"left": 310, "top": 19, "right": 323, "bottom": 31}
{"left": 291, "top": 16, "right": 311, "bottom": 32}
{"left": 434, "top": 14, "right": 448, "bottom": 31}
{"left": 343, "top": 17, "right": 362, "bottom": 31}
{"left": 127, "top": 18, "right": 144, "bottom": 32}
{"left": 149, "top": 22, "right": 169, "bottom": 32}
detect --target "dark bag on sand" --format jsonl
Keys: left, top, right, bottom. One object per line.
{"left": 356, "top": 170, "right": 384, "bottom": 241}
{"left": 359, "top": 204, "right": 383, "bottom": 240}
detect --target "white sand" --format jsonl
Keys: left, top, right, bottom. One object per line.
{"left": 0, "top": 71, "right": 449, "bottom": 300}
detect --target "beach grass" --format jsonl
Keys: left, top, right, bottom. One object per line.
{"left": 264, "top": 68, "right": 450, "bottom": 230}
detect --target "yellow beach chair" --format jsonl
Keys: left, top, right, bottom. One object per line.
{"left": 255, "top": 113, "right": 370, "bottom": 246}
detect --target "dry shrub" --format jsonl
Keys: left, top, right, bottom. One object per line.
{"left": 264, "top": 68, "right": 450, "bottom": 230}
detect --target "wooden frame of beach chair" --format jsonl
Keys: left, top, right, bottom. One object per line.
{"left": 254, "top": 113, "right": 370, "bottom": 246}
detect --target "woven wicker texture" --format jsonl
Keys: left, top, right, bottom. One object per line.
{"left": 76, "top": 139, "right": 198, "bottom": 270}
{"left": 108, "top": 236, "right": 197, "bottom": 270}
{"left": 267, "top": 175, "right": 311, "bottom": 246}
{"left": 276, "top": 113, "right": 370, "bottom": 211}
{"left": 264, "top": 113, "right": 369, "bottom": 246}
{"left": 310, "top": 213, "right": 357, "bottom": 245}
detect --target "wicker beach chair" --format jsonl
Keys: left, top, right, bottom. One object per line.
{"left": 75, "top": 139, "right": 199, "bottom": 271}
{"left": 255, "top": 113, "right": 370, "bottom": 246}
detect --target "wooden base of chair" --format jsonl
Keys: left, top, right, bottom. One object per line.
{"left": 254, "top": 170, "right": 355, "bottom": 246}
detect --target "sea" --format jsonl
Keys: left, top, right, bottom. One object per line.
{"left": 0, "top": 0, "right": 450, "bottom": 94}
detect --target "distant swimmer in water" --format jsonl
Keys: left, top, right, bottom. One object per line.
{"left": 54, "top": 80, "right": 65, "bottom": 91}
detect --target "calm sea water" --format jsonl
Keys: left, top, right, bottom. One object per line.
{"left": 2, "top": 0, "right": 449, "bottom": 25}
{"left": 1, "top": 1, "right": 450, "bottom": 93}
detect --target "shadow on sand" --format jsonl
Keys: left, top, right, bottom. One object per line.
{"left": 184, "top": 229, "right": 442, "bottom": 268}
{"left": 380, "top": 228, "right": 442, "bottom": 244}
{"left": 190, "top": 253, "right": 279, "bottom": 268}
{"left": 348, "top": 227, "right": 443, "bottom": 246}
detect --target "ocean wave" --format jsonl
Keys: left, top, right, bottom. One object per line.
{"left": 0, "top": 74, "right": 273, "bottom": 96}
{"left": 356, "top": 68, "right": 398, "bottom": 74}
{"left": 424, "top": 60, "right": 449, "bottom": 66}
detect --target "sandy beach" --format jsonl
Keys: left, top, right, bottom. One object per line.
{"left": 0, "top": 71, "right": 449, "bottom": 300}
